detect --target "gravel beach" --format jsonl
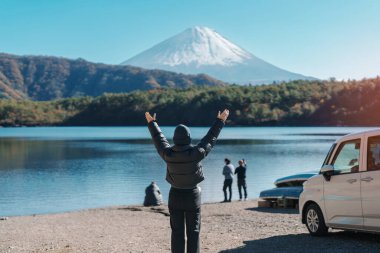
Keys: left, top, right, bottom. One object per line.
{"left": 0, "top": 200, "right": 379, "bottom": 253}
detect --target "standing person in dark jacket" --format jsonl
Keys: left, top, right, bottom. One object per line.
{"left": 145, "top": 109, "right": 229, "bottom": 253}
{"left": 222, "top": 158, "right": 234, "bottom": 202}
{"left": 234, "top": 159, "right": 248, "bottom": 200}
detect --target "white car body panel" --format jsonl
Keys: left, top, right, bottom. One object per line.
{"left": 362, "top": 132, "right": 380, "bottom": 231}
{"left": 323, "top": 172, "right": 362, "bottom": 229}
{"left": 299, "top": 175, "right": 324, "bottom": 213}
{"left": 361, "top": 170, "right": 380, "bottom": 231}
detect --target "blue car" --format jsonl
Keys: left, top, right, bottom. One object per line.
{"left": 259, "top": 172, "right": 317, "bottom": 207}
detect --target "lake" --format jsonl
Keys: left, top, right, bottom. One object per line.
{"left": 0, "top": 126, "right": 374, "bottom": 216}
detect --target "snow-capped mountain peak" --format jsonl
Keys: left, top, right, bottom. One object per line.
{"left": 122, "top": 26, "right": 315, "bottom": 84}
{"left": 161, "top": 26, "right": 252, "bottom": 66}
{"left": 124, "top": 26, "right": 252, "bottom": 68}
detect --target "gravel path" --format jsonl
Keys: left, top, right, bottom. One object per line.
{"left": 0, "top": 200, "right": 379, "bottom": 252}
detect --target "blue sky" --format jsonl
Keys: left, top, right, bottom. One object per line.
{"left": 1, "top": 0, "right": 379, "bottom": 80}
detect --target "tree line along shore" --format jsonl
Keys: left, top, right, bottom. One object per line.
{"left": 1, "top": 77, "right": 380, "bottom": 127}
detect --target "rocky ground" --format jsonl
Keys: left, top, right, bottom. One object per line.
{"left": 0, "top": 200, "right": 379, "bottom": 253}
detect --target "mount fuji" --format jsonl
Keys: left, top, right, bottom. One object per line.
{"left": 122, "top": 26, "right": 315, "bottom": 84}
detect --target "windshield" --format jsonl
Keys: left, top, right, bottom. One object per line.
{"left": 322, "top": 143, "right": 337, "bottom": 167}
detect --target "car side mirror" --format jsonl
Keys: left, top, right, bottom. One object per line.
{"left": 321, "top": 165, "right": 334, "bottom": 181}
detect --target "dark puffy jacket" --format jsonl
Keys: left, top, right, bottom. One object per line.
{"left": 148, "top": 119, "right": 224, "bottom": 189}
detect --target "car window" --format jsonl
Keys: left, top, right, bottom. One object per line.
{"left": 367, "top": 136, "right": 380, "bottom": 171}
{"left": 322, "top": 143, "right": 336, "bottom": 166}
{"left": 332, "top": 140, "right": 360, "bottom": 174}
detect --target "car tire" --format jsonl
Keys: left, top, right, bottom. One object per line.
{"left": 305, "top": 203, "right": 328, "bottom": 236}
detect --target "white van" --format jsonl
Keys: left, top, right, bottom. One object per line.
{"left": 300, "top": 129, "right": 380, "bottom": 236}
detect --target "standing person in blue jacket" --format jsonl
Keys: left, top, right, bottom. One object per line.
{"left": 145, "top": 109, "right": 229, "bottom": 253}
{"left": 234, "top": 159, "right": 248, "bottom": 200}
{"left": 222, "top": 158, "right": 234, "bottom": 202}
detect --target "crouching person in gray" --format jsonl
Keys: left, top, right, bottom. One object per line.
{"left": 144, "top": 181, "right": 163, "bottom": 206}
{"left": 145, "top": 109, "right": 229, "bottom": 253}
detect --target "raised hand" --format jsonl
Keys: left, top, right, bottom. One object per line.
{"left": 217, "top": 109, "right": 229, "bottom": 122}
{"left": 145, "top": 112, "right": 156, "bottom": 123}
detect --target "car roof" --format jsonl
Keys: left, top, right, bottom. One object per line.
{"left": 337, "top": 128, "right": 380, "bottom": 143}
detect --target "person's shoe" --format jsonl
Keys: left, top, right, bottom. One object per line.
{"left": 228, "top": 199, "right": 232, "bottom": 202}
{"left": 239, "top": 199, "right": 242, "bottom": 201}
{"left": 221, "top": 200, "right": 228, "bottom": 203}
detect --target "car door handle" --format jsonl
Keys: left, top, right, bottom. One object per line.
{"left": 346, "top": 179, "right": 357, "bottom": 184}
{"left": 361, "top": 177, "right": 374, "bottom": 182}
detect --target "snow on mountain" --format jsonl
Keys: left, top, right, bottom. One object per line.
{"left": 122, "top": 26, "right": 315, "bottom": 84}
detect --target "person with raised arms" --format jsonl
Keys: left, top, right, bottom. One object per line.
{"left": 145, "top": 109, "right": 229, "bottom": 253}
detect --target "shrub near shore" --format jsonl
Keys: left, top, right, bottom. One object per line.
{"left": 1, "top": 78, "right": 380, "bottom": 126}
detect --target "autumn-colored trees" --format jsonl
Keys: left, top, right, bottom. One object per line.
{"left": 1, "top": 77, "right": 380, "bottom": 126}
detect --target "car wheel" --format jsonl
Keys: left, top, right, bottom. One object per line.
{"left": 305, "top": 203, "right": 328, "bottom": 236}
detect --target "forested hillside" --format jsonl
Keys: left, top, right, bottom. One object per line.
{"left": 1, "top": 78, "right": 380, "bottom": 126}
{"left": 0, "top": 53, "right": 225, "bottom": 100}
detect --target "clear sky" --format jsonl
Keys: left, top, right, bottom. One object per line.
{"left": 1, "top": 0, "right": 379, "bottom": 80}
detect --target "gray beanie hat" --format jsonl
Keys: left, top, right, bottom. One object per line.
{"left": 173, "top": 124, "right": 191, "bottom": 145}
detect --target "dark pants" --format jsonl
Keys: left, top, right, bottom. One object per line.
{"left": 223, "top": 179, "right": 233, "bottom": 201}
{"left": 169, "top": 187, "right": 201, "bottom": 253}
{"left": 237, "top": 178, "right": 247, "bottom": 199}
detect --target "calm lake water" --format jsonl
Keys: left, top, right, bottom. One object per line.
{"left": 0, "top": 126, "right": 375, "bottom": 216}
